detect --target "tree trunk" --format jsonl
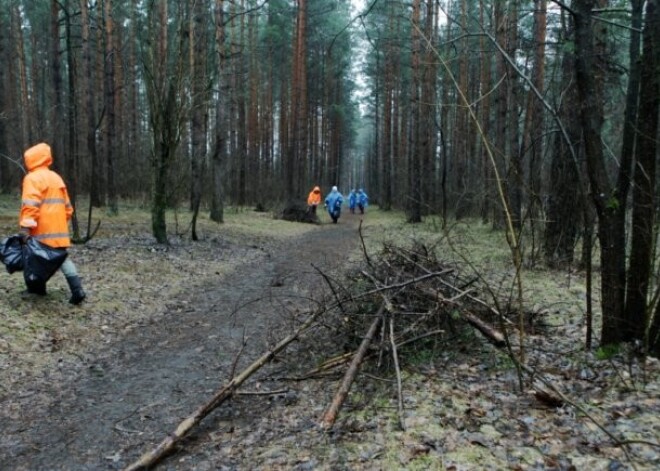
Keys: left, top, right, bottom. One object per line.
{"left": 520, "top": 0, "right": 547, "bottom": 262}
{"left": 81, "top": 0, "right": 100, "bottom": 211}
{"left": 492, "top": 0, "right": 508, "bottom": 228}
{"left": 406, "top": 0, "right": 422, "bottom": 224}
{"left": 627, "top": 0, "right": 660, "bottom": 342}
{"left": 507, "top": 0, "right": 522, "bottom": 229}
{"left": 210, "top": 0, "right": 226, "bottom": 224}
{"left": 544, "top": 14, "right": 581, "bottom": 268}
{"left": 453, "top": 0, "right": 469, "bottom": 219}
{"left": 146, "top": 1, "right": 186, "bottom": 244}
{"left": 248, "top": 8, "right": 260, "bottom": 205}
{"left": 50, "top": 0, "right": 65, "bottom": 178}
{"left": 380, "top": 6, "right": 395, "bottom": 211}
{"left": 12, "top": 4, "right": 32, "bottom": 147}
{"left": 0, "top": 9, "right": 9, "bottom": 193}
{"left": 287, "top": 0, "right": 308, "bottom": 198}
{"left": 573, "top": 0, "right": 626, "bottom": 345}
{"left": 190, "top": 0, "right": 209, "bottom": 240}
{"left": 104, "top": 0, "right": 118, "bottom": 214}
{"left": 478, "top": 0, "right": 492, "bottom": 223}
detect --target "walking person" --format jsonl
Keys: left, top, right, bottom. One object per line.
{"left": 357, "top": 188, "right": 369, "bottom": 214}
{"left": 348, "top": 189, "right": 357, "bottom": 214}
{"left": 19, "top": 142, "right": 86, "bottom": 304}
{"left": 324, "top": 186, "right": 344, "bottom": 224}
{"left": 307, "top": 186, "right": 322, "bottom": 215}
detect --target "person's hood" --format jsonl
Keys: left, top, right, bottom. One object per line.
{"left": 332, "top": 186, "right": 338, "bottom": 192}
{"left": 24, "top": 143, "right": 53, "bottom": 171}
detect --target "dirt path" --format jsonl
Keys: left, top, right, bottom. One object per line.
{"left": 1, "top": 214, "right": 364, "bottom": 470}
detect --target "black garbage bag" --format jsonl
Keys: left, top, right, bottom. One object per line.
{"left": 0, "top": 235, "right": 24, "bottom": 274}
{"left": 23, "top": 237, "right": 68, "bottom": 289}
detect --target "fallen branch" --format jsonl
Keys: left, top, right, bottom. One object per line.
{"left": 421, "top": 287, "right": 505, "bottom": 347}
{"left": 123, "top": 306, "right": 327, "bottom": 471}
{"left": 285, "top": 352, "right": 355, "bottom": 380}
{"left": 236, "top": 388, "right": 289, "bottom": 396}
{"left": 389, "top": 315, "right": 405, "bottom": 431}
{"left": 461, "top": 310, "right": 506, "bottom": 347}
{"left": 319, "top": 305, "right": 385, "bottom": 430}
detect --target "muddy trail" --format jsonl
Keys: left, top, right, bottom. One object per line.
{"left": 1, "top": 214, "right": 364, "bottom": 470}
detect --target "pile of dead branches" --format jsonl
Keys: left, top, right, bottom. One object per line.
{"left": 316, "top": 241, "right": 509, "bottom": 359}
{"left": 300, "top": 240, "right": 515, "bottom": 429}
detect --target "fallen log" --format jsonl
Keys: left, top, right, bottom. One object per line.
{"left": 319, "top": 305, "right": 385, "bottom": 430}
{"left": 123, "top": 307, "right": 326, "bottom": 471}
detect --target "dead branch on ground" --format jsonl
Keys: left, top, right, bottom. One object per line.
{"left": 123, "top": 305, "right": 328, "bottom": 471}
{"left": 319, "top": 305, "right": 385, "bottom": 430}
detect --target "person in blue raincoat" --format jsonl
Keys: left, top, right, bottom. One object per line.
{"left": 348, "top": 189, "right": 357, "bottom": 214}
{"left": 324, "top": 186, "right": 344, "bottom": 224}
{"left": 357, "top": 188, "right": 369, "bottom": 214}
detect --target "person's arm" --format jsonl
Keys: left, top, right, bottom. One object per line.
{"left": 63, "top": 186, "right": 74, "bottom": 221}
{"left": 19, "top": 176, "right": 41, "bottom": 231}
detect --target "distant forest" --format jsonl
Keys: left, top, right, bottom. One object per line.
{"left": 0, "top": 0, "right": 659, "bottom": 353}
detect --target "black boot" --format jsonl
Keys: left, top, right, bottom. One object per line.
{"left": 66, "top": 276, "right": 86, "bottom": 305}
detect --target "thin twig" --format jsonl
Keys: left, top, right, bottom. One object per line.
{"left": 389, "top": 315, "right": 405, "bottom": 431}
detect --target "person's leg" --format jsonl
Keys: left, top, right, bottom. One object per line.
{"left": 60, "top": 258, "right": 78, "bottom": 278}
{"left": 61, "top": 258, "right": 86, "bottom": 304}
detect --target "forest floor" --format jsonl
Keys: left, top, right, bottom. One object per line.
{"left": 0, "top": 199, "right": 658, "bottom": 471}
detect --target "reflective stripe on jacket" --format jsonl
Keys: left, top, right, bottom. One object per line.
{"left": 20, "top": 143, "right": 73, "bottom": 248}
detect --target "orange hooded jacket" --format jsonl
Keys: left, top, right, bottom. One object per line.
{"left": 307, "top": 186, "right": 322, "bottom": 206}
{"left": 20, "top": 143, "right": 73, "bottom": 248}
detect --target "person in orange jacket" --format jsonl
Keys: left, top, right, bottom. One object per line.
{"left": 19, "top": 142, "right": 86, "bottom": 304}
{"left": 307, "top": 185, "right": 322, "bottom": 215}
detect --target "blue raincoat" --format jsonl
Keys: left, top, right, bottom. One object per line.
{"left": 325, "top": 188, "right": 344, "bottom": 223}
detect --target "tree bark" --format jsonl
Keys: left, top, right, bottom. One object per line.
{"left": 81, "top": 0, "right": 100, "bottom": 211}
{"left": 627, "top": 0, "right": 660, "bottom": 342}
{"left": 544, "top": 13, "right": 581, "bottom": 268}
{"left": 0, "top": 8, "right": 9, "bottom": 193}
{"left": 406, "top": 0, "right": 422, "bottom": 223}
{"left": 521, "top": 0, "right": 547, "bottom": 262}
{"left": 190, "top": 0, "right": 208, "bottom": 240}
{"left": 573, "top": 0, "right": 626, "bottom": 345}
{"left": 104, "top": 0, "right": 118, "bottom": 214}
{"left": 210, "top": 0, "right": 226, "bottom": 223}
